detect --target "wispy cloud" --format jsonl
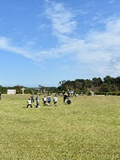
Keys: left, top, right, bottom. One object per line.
{"left": 110, "top": 0, "right": 115, "bottom": 4}
{"left": 45, "top": 1, "right": 77, "bottom": 36}
{"left": 0, "top": 0, "right": 120, "bottom": 77}
{"left": 0, "top": 36, "right": 34, "bottom": 59}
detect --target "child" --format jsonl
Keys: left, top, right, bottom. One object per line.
{"left": 53, "top": 95, "right": 58, "bottom": 106}
{"left": 26, "top": 98, "right": 32, "bottom": 108}
{"left": 30, "top": 94, "right": 34, "bottom": 103}
{"left": 63, "top": 93, "right": 68, "bottom": 103}
{"left": 47, "top": 96, "right": 51, "bottom": 105}
{"left": 36, "top": 96, "right": 40, "bottom": 108}
{"left": 43, "top": 96, "right": 47, "bottom": 105}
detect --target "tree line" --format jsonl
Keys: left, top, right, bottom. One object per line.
{"left": 58, "top": 75, "right": 120, "bottom": 95}
{"left": 1, "top": 75, "right": 120, "bottom": 95}
{"left": 0, "top": 85, "right": 57, "bottom": 94}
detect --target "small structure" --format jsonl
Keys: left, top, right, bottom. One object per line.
{"left": 21, "top": 87, "right": 25, "bottom": 94}
{"left": 90, "top": 91, "right": 94, "bottom": 96}
{"left": 7, "top": 89, "right": 16, "bottom": 95}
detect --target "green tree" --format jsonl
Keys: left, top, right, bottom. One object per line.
{"left": 99, "top": 83, "right": 110, "bottom": 92}
{"left": 92, "top": 77, "right": 103, "bottom": 87}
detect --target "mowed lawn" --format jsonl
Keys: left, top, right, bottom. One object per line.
{"left": 0, "top": 94, "right": 120, "bottom": 160}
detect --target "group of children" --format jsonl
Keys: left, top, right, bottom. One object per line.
{"left": 26, "top": 93, "right": 72, "bottom": 108}
{"left": 42, "top": 95, "right": 58, "bottom": 106}
{"left": 26, "top": 95, "right": 58, "bottom": 108}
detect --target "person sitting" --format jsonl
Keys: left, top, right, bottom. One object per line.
{"left": 43, "top": 96, "right": 49, "bottom": 106}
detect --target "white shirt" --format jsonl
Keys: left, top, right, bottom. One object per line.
{"left": 28, "top": 99, "right": 31, "bottom": 104}
{"left": 43, "top": 97, "right": 47, "bottom": 101}
{"left": 54, "top": 97, "right": 58, "bottom": 102}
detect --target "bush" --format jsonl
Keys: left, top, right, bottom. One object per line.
{"left": 95, "top": 92, "right": 120, "bottom": 96}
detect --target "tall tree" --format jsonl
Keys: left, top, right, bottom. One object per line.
{"left": 92, "top": 77, "right": 103, "bottom": 87}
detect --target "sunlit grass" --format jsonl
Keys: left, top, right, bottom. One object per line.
{"left": 0, "top": 94, "right": 120, "bottom": 159}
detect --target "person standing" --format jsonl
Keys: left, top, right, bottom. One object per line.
{"left": 53, "top": 95, "right": 58, "bottom": 106}
{"left": 0, "top": 92, "right": 1, "bottom": 100}
{"left": 26, "top": 98, "right": 32, "bottom": 108}
{"left": 63, "top": 93, "right": 68, "bottom": 103}
{"left": 47, "top": 96, "right": 51, "bottom": 105}
{"left": 43, "top": 96, "right": 47, "bottom": 105}
{"left": 30, "top": 94, "right": 34, "bottom": 103}
{"left": 36, "top": 96, "right": 40, "bottom": 108}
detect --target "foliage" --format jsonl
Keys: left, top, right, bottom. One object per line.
{"left": 1, "top": 75, "right": 120, "bottom": 95}
{"left": 58, "top": 75, "right": 120, "bottom": 95}
{"left": 0, "top": 85, "right": 57, "bottom": 94}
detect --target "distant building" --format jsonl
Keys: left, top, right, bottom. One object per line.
{"left": 7, "top": 89, "right": 16, "bottom": 95}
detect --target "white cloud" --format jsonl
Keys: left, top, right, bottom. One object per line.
{"left": 0, "top": 36, "right": 35, "bottom": 59}
{"left": 1, "top": 1, "right": 120, "bottom": 77}
{"left": 45, "top": 1, "right": 77, "bottom": 35}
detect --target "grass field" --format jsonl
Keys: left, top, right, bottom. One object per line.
{"left": 0, "top": 94, "right": 120, "bottom": 160}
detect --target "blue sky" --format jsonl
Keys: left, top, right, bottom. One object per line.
{"left": 0, "top": 0, "right": 120, "bottom": 87}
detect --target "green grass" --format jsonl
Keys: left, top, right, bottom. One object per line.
{"left": 0, "top": 94, "right": 120, "bottom": 160}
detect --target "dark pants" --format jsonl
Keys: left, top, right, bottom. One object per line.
{"left": 31, "top": 98, "right": 34, "bottom": 103}
{"left": 26, "top": 104, "right": 32, "bottom": 108}
{"left": 36, "top": 103, "right": 39, "bottom": 108}
{"left": 63, "top": 96, "right": 68, "bottom": 102}
{"left": 43, "top": 101, "right": 46, "bottom": 105}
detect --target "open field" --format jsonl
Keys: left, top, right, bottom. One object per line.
{"left": 0, "top": 94, "right": 120, "bottom": 160}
